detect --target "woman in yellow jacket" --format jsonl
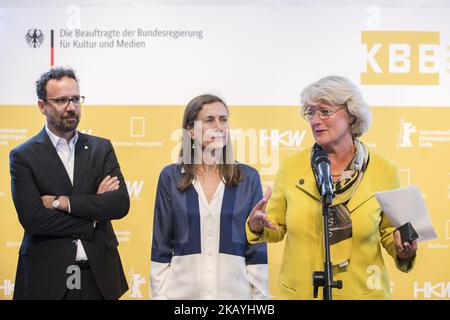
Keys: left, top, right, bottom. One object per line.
{"left": 246, "top": 75, "right": 418, "bottom": 300}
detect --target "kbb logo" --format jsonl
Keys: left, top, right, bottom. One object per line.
{"left": 361, "top": 31, "right": 440, "bottom": 85}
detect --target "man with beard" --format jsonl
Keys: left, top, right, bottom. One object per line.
{"left": 9, "top": 67, "right": 130, "bottom": 299}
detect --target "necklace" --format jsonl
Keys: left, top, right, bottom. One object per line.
{"left": 331, "top": 173, "right": 342, "bottom": 177}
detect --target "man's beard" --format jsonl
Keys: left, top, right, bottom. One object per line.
{"left": 51, "top": 114, "right": 80, "bottom": 132}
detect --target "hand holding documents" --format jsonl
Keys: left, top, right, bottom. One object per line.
{"left": 374, "top": 185, "right": 437, "bottom": 242}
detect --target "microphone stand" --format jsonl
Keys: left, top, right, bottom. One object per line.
{"left": 312, "top": 193, "right": 343, "bottom": 300}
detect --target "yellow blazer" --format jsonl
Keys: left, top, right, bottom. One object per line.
{"left": 247, "top": 147, "right": 415, "bottom": 299}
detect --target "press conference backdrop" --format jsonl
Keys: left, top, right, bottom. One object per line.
{"left": 0, "top": 0, "right": 449, "bottom": 300}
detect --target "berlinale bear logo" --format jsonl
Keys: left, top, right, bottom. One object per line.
{"left": 398, "top": 118, "right": 417, "bottom": 148}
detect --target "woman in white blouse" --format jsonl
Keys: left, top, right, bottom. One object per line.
{"left": 150, "top": 94, "right": 268, "bottom": 299}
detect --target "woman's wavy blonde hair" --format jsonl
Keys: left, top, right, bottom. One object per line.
{"left": 300, "top": 75, "right": 371, "bottom": 138}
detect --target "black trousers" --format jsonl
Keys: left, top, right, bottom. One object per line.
{"left": 62, "top": 261, "right": 104, "bottom": 300}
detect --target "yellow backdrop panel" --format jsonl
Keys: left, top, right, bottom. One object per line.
{"left": 0, "top": 105, "right": 448, "bottom": 299}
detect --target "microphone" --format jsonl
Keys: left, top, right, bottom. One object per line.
{"left": 314, "top": 149, "right": 334, "bottom": 205}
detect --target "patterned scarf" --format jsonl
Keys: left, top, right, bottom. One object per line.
{"left": 311, "top": 140, "right": 370, "bottom": 269}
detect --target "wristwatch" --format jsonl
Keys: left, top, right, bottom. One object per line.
{"left": 52, "top": 196, "right": 61, "bottom": 209}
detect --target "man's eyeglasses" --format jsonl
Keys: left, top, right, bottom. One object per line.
{"left": 303, "top": 106, "right": 344, "bottom": 122}
{"left": 45, "top": 95, "right": 85, "bottom": 107}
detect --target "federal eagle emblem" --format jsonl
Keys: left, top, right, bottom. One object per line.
{"left": 25, "top": 29, "right": 44, "bottom": 48}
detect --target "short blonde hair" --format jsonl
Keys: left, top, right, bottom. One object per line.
{"left": 300, "top": 75, "right": 371, "bottom": 138}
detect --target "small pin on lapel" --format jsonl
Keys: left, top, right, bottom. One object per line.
{"left": 84, "top": 145, "right": 88, "bottom": 149}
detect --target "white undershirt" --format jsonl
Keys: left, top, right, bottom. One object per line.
{"left": 45, "top": 125, "right": 88, "bottom": 261}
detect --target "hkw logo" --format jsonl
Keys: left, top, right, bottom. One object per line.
{"left": 414, "top": 282, "right": 450, "bottom": 299}
{"left": 0, "top": 279, "right": 14, "bottom": 296}
{"left": 126, "top": 181, "right": 144, "bottom": 199}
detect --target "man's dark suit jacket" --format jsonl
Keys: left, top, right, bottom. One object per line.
{"left": 9, "top": 127, "right": 130, "bottom": 299}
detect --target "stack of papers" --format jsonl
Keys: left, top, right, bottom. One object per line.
{"left": 374, "top": 185, "right": 437, "bottom": 242}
